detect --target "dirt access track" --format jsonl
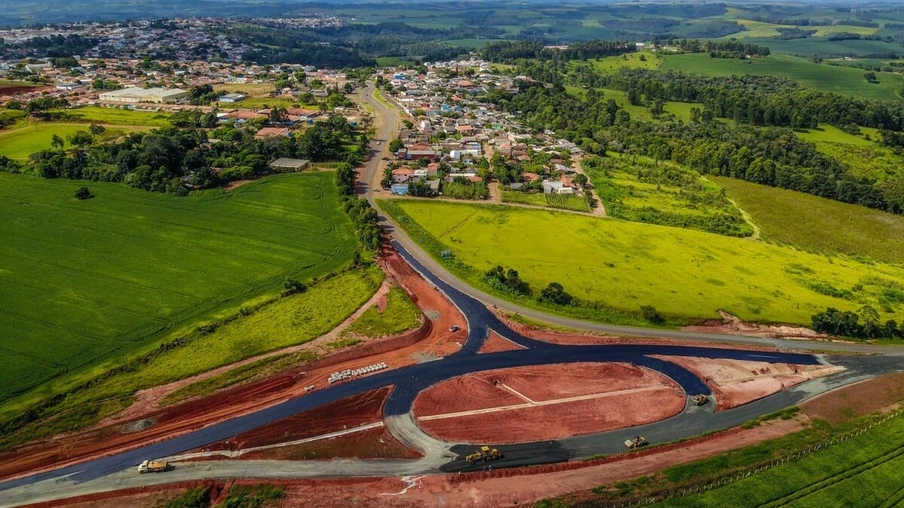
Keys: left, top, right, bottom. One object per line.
{"left": 413, "top": 362, "right": 685, "bottom": 443}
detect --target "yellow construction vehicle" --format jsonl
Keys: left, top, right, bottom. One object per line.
{"left": 692, "top": 394, "right": 708, "bottom": 406}
{"left": 465, "top": 446, "right": 502, "bottom": 464}
{"left": 137, "top": 459, "right": 171, "bottom": 474}
{"left": 624, "top": 436, "right": 648, "bottom": 449}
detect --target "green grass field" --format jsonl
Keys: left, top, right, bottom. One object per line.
{"left": 59, "top": 106, "right": 171, "bottom": 127}
{"left": 383, "top": 199, "right": 904, "bottom": 326}
{"left": 501, "top": 190, "right": 549, "bottom": 207}
{"left": 0, "top": 172, "right": 357, "bottom": 413}
{"left": 716, "top": 177, "right": 904, "bottom": 265}
{"left": 0, "top": 123, "right": 145, "bottom": 159}
{"left": 655, "top": 414, "right": 904, "bottom": 507}
{"left": 588, "top": 52, "right": 663, "bottom": 73}
{"left": 341, "top": 286, "right": 421, "bottom": 339}
{"left": 2, "top": 268, "right": 380, "bottom": 448}
{"left": 660, "top": 53, "right": 903, "bottom": 101}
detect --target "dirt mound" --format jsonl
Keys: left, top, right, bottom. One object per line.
{"left": 119, "top": 419, "right": 154, "bottom": 434}
{"left": 682, "top": 311, "right": 825, "bottom": 339}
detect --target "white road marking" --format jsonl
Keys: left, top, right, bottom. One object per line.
{"left": 418, "top": 385, "right": 670, "bottom": 421}
{"left": 165, "top": 422, "right": 384, "bottom": 461}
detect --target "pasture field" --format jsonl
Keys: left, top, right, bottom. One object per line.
{"left": 216, "top": 97, "right": 303, "bottom": 109}
{"left": 2, "top": 268, "right": 381, "bottom": 448}
{"left": 715, "top": 177, "right": 904, "bottom": 265}
{"left": 588, "top": 52, "right": 662, "bottom": 73}
{"left": 501, "top": 190, "right": 548, "bottom": 207}
{"left": 656, "top": 414, "right": 904, "bottom": 507}
{"left": 341, "top": 286, "right": 421, "bottom": 339}
{"left": 564, "top": 87, "right": 697, "bottom": 122}
{"left": 545, "top": 192, "right": 590, "bottom": 212}
{"left": 805, "top": 140, "right": 903, "bottom": 183}
{"left": 660, "top": 53, "right": 903, "bottom": 101}
{"left": 585, "top": 156, "right": 752, "bottom": 237}
{"left": 796, "top": 124, "right": 875, "bottom": 148}
{"left": 382, "top": 199, "right": 904, "bottom": 326}
{"left": 0, "top": 172, "right": 358, "bottom": 415}
{"left": 745, "top": 37, "right": 904, "bottom": 59}
{"left": 58, "top": 106, "right": 171, "bottom": 127}
{"left": 0, "top": 123, "right": 144, "bottom": 159}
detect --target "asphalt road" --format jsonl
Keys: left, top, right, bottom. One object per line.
{"left": 1, "top": 85, "right": 902, "bottom": 506}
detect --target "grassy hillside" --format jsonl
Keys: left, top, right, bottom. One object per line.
{"left": 660, "top": 53, "right": 903, "bottom": 101}
{"left": 383, "top": 199, "right": 904, "bottom": 326}
{"left": 0, "top": 172, "right": 357, "bottom": 406}
{"left": 716, "top": 177, "right": 904, "bottom": 265}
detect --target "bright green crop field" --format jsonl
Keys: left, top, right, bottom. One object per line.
{"left": 660, "top": 53, "right": 904, "bottom": 101}
{"left": 383, "top": 199, "right": 904, "bottom": 326}
{"left": 59, "top": 106, "right": 172, "bottom": 127}
{"left": 655, "top": 414, "right": 904, "bottom": 507}
{"left": 0, "top": 122, "right": 147, "bottom": 159}
{"left": 716, "top": 178, "right": 904, "bottom": 265}
{"left": 0, "top": 172, "right": 357, "bottom": 409}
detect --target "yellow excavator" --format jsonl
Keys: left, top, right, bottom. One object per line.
{"left": 466, "top": 446, "right": 502, "bottom": 464}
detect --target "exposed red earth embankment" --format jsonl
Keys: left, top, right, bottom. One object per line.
{"left": 801, "top": 371, "right": 904, "bottom": 424}
{"left": 652, "top": 356, "right": 843, "bottom": 410}
{"left": 497, "top": 311, "right": 782, "bottom": 351}
{"left": 413, "top": 363, "right": 684, "bottom": 443}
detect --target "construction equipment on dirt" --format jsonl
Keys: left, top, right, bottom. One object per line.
{"left": 137, "top": 459, "right": 171, "bottom": 474}
{"left": 465, "top": 446, "right": 502, "bottom": 464}
{"left": 624, "top": 436, "right": 648, "bottom": 449}
{"left": 449, "top": 325, "right": 460, "bottom": 332}
{"left": 328, "top": 362, "right": 387, "bottom": 384}
{"left": 692, "top": 394, "right": 708, "bottom": 406}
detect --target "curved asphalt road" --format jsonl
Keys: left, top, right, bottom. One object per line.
{"left": 1, "top": 85, "right": 901, "bottom": 506}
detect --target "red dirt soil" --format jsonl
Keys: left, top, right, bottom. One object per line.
{"left": 239, "top": 427, "right": 421, "bottom": 460}
{"left": 0, "top": 245, "right": 467, "bottom": 483}
{"left": 801, "top": 372, "right": 904, "bottom": 424}
{"left": 497, "top": 311, "right": 783, "bottom": 352}
{"left": 413, "top": 363, "right": 684, "bottom": 443}
{"left": 652, "top": 356, "right": 844, "bottom": 410}
{"left": 478, "top": 331, "right": 526, "bottom": 354}
{"left": 191, "top": 387, "right": 390, "bottom": 453}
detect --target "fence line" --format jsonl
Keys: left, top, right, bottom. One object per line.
{"left": 601, "top": 410, "right": 903, "bottom": 507}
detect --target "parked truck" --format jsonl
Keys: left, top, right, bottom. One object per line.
{"left": 137, "top": 459, "right": 171, "bottom": 474}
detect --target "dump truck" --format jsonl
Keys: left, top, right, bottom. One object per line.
{"left": 692, "top": 394, "right": 708, "bottom": 406}
{"left": 466, "top": 446, "right": 502, "bottom": 464}
{"left": 137, "top": 459, "right": 171, "bottom": 474}
{"left": 624, "top": 436, "right": 648, "bottom": 449}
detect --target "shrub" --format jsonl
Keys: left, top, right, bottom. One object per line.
{"left": 539, "top": 282, "right": 574, "bottom": 306}
{"left": 641, "top": 305, "right": 664, "bottom": 324}
{"left": 74, "top": 186, "right": 92, "bottom": 200}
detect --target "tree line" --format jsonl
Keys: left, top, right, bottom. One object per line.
{"left": 3, "top": 115, "right": 364, "bottom": 196}
{"left": 481, "top": 40, "right": 637, "bottom": 63}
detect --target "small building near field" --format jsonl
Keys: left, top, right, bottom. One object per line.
{"left": 269, "top": 158, "right": 311, "bottom": 172}
{"left": 219, "top": 93, "right": 246, "bottom": 103}
{"left": 391, "top": 184, "right": 409, "bottom": 195}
